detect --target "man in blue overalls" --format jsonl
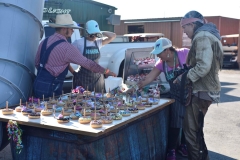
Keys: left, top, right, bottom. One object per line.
{"left": 34, "top": 14, "right": 115, "bottom": 98}
{"left": 70, "top": 20, "right": 116, "bottom": 92}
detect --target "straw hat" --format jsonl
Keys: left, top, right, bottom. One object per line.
{"left": 48, "top": 14, "right": 82, "bottom": 29}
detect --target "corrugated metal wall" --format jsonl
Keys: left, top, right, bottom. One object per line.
{"left": 114, "top": 20, "right": 182, "bottom": 47}
{"left": 43, "top": 0, "right": 116, "bottom": 32}
{"left": 115, "top": 16, "right": 239, "bottom": 47}
{"left": 219, "top": 17, "right": 239, "bottom": 35}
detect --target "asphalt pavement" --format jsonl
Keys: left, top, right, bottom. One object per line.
{"left": 0, "top": 68, "right": 240, "bottom": 160}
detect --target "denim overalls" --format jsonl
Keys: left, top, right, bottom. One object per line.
{"left": 33, "top": 37, "right": 67, "bottom": 98}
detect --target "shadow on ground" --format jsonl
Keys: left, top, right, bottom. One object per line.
{"left": 220, "top": 82, "right": 240, "bottom": 103}
{"left": 208, "top": 150, "right": 238, "bottom": 160}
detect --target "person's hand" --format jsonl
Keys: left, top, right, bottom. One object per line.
{"left": 126, "top": 88, "right": 135, "bottom": 94}
{"left": 137, "top": 81, "right": 144, "bottom": 89}
{"left": 173, "top": 74, "right": 182, "bottom": 84}
{"left": 104, "top": 70, "right": 116, "bottom": 78}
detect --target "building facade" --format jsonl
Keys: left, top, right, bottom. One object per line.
{"left": 114, "top": 16, "right": 240, "bottom": 48}
{"left": 43, "top": 0, "right": 118, "bottom": 33}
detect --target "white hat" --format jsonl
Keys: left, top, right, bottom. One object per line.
{"left": 151, "top": 38, "right": 172, "bottom": 54}
{"left": 48, "top": 14, "right": 82, "bottom": 29}
{"left": 85, "top": 20, "right": 101, "bottom": 34}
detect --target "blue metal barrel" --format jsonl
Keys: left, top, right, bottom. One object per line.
{"left": 0, "top": 0, "right": 44, "bottom": 108}
{"left": 0, "top": 0, "right": 44, "bottom": 151}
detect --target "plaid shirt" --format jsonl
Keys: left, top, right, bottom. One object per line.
{"left": 35, "top": 33, "right": 105, "bottom": 77}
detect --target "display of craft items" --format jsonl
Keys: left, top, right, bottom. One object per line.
{"left": 28, "top": 107, "right": 41, "bottom": 119}
{"left": 90, "top": 91, "right": 101, "bottom": 120}
{"left": 109, "top": 105, "right": 119, "bottom": 113}
{"left": 15, "top": 99, "right": 23, "bottom": 112}
{"left": 110, "top": 113, "right": 122, "bottom": 120}
{"left": 79, "top": 106, "right": 91, "bottom": 124}
{"left": 133, "top": 57, "right": 155, "bottom": 66}
{"left": 47, "top": 103, "right": 53, "bottom": 109}
{"left": 79, "top": 116, "right": 91, "bottom": 124}
{"left": 100, "top": 101, "right": 112, "bottom": 124}
{"left": 126, "top": 74, "right": 146, "bottom": 83}
{"left": 141, "top": 92, "right": 149, "bottom": 98}
{"left": 75, "top": 105, "right": 82, "bottom": 111}
{"left": 70, "top": 105, "right": 82, "bottom": 120}
{"left": 98, "top": 109, "right": 107, "bottom": 116}
{"left": 2, "top": 101, "right": 14, "bottom": 115}
{"left": 105, "top": 88, "right": 112, "bottom": 98}
{"left": 56, "top": 109, "right": 70, "bottom": 123}
{"left": 117, "top": 102, "right": 126, "bottom": 110}
{"left": 83, "top": 87, "right": 91, "bottom": 97}
{"left": 144, "top": 98, "right": 152, "bottom": 107}
{"left": 71, "top": 89, "right": 79, "bottom": 98}
{"left": 128, "top": 107, "right": 139, "bottom": 113}
{"left": 56, "top": 100, "right": 65, "bottom": 107}
{"left": 90, "top": 105, "right": 102, "bottom": 111}
{"left": 54, "top": 105, "right": 63, "bottom": 112}
{"left": 135, "top": 98, "right": 142, "bottom": 105}
{"left": 114, "top": 97, "right": 124, "bottom": 110}
{"left": 148, "top": 89, "right": 160, "bottom": 98}
{"left": 90, "top": 119, "right": 103, "bottom": 128}
{"left": 81, "top": 108, "right": 91, "bottom": 116}
{"left": 41, "top": 102, "right": 53, "bottom": 116}
{"left": 136, "top": 103, "right": 145, "bottom": 110}
{"left": 90, "top": 112, "right": 101, "bottom": 120}
{"left": 34, "top": 101, "right": 44, "bottom": 112}
{"left": 89, "top": 91, "right": 101, "bottom": 128}
{"left": 28, "top": 96, "right": 36, "bottom": 109}
{"left": 101, "top": 115, "right": 113, "bottom": 124}
{"left": 59, "top": 95, "right": 69, "bottom": 102}
{"left": 148, "top": 97, "right": 159, "bottom": 105}
{"left": 21, "top": 102, "right": 33, "bottom": 115}
{"left": 62, "top": 104, "right": 72, "bottom": 116}
{"left": 49, "top": 93, "right": 57, "bottom": 104}
{"left": 125, "top": 95, "right": 135, "bottom": 107}
{"left": 72, "top": 86, "right": 86, "bottom": 95}
{"left": 126, "top": 74, "right": 159, "bottom": 84}
{"left": 119, "top": 110, "right": 131, "bottom": 117}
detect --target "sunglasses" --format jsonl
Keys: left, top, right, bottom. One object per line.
{"left": 89, "top": 33, "right": 102, "bottom": 38}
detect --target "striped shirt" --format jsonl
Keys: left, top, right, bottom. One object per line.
{"left": 35, "top": 33, "right": 105, "bottom": 77}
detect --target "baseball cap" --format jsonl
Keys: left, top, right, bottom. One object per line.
{"left": 85, "top": 20, "right": 101, "bottom": 34}
{"left": 151, "top": 38, "right": 172, "bottom": 55}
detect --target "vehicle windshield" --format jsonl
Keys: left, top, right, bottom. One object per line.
{"left": 221, "top": 34, "right": 239, "bottom": 47}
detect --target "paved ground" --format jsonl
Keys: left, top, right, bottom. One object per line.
{"left": 1, "top": 69, "right": 240, "bottom": 160}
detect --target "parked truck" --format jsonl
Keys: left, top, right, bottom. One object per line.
{"left": 221, "top": 34, "right": 239, "bottom": 68}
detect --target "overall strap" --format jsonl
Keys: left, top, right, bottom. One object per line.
{"left": 83, "top": 37, "right": 100, "bottom": 54}
{"left": 83, "top": 37, "right": 86, "bottom": 55}
{"left": 40, "top": 37, "right": 49, "bottom": 61}
{"left": 40, "top": 39, "right": 66, "bottom": 68}
{"left": 94, "top": 40, "right": 100, "bottom": 53}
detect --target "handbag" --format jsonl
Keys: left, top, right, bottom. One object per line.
{"left": 164, "top": 61, "right": 192, "bottom": 106}
{"left": 169, "top": 70, "right": 192, "bottom": 106}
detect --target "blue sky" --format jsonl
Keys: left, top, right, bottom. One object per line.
{"left": 95, "top": 0, "right": 240, "bottom": 20}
